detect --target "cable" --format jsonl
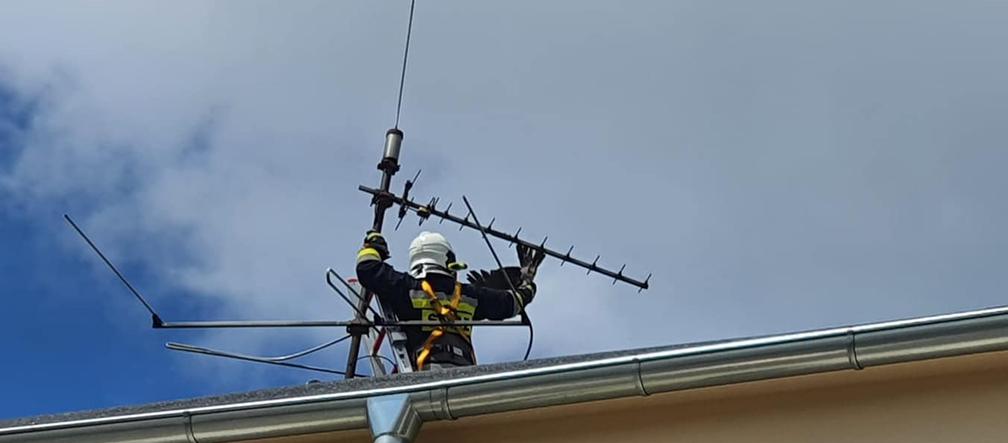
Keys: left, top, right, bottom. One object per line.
{"left": 394, "top": 0, "right": 417, "bottom": 128}
{"left": 166, "top": 341, "right": 361, "bottom": 376}
{"left": 357, "top": 354, "right": 398, "bottom": 366}
{"left": 523, "top": 320, "right": 534, "bottom": 361}
{"left": 357, "top": 354, "right": 400, "bottom": 369}
{"left": 251, "top": 335, "right": 352, "bottom": 362}
{"left": 461, "top": 196, "right": 535, "bottom": 361}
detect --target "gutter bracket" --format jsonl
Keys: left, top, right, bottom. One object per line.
{"left": 183, "top": 412, "right": 198, "bottom": 443}
{"left": 846, "top": 328, "right": 864, "bottom": 370}
{"left": 367, "top": 393, "right": 423, "bottom": 443}
{"left": 634, "top": 358, "right": 650, "bottom": 396}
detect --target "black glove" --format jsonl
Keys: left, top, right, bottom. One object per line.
{"left": 363, "top": 230, "right": 390, "bottom": 260}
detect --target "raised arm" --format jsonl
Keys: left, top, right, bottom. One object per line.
{"left": 355, "top": 231, "right": 415, "bottom": 315}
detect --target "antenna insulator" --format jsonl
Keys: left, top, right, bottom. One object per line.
{"left": 383, "top": 128, "right": 404, "bottom": 162}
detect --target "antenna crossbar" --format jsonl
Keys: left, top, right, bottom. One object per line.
{"left": 155, "top": 319, "right": 525, "bottom": 329}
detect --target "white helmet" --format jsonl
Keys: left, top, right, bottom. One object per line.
{"left": 409, "top": 231, "right": 465, "bottom": 279}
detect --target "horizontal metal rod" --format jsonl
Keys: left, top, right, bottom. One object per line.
{"left": 360, "top": 185, "right": 650, "bottom": 289}
{"left": 156, "top": 319, "right": 526, "bottom": 329}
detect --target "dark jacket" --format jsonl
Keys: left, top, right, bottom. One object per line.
{"left": 356, "top": 259, "right": 522, "bottom": 366}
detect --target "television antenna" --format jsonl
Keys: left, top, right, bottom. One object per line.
{"left": 64, "top": 0, "right": 650, "bottom": 378}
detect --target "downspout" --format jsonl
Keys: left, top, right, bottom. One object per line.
{"left": 367, "top": 394, "right": 422, "bottom": 443}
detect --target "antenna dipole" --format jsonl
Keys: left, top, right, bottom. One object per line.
{"left": 394, "top": 0, "right": 417, "bottom": 129}
{"left": 64, "top": 214, "right": 164, "bottom": 324}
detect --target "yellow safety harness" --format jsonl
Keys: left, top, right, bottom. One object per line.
{"left": 415, "top": 280, "right": 474, "bottom": 370}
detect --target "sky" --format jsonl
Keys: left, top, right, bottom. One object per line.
{"left": 2, "top": 0, "right": 1008, "bottom": 419}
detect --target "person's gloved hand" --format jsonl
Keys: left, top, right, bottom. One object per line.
{"left": 363, "top": 230, "right": 390, "bottom": 260}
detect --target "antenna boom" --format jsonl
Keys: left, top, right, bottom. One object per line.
{"left": 358, "top": 186, "right": 651, "bottom": 290}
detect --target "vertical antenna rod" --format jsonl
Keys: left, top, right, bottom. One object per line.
{"left": 394, "top": 0, "right": 417, "bottom": 129}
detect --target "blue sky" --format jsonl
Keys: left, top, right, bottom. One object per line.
{"left": 3, "top": 0, "right": 1008, "bottom": 419}
{"left": 0, "top": 82, "right": 310, "bottom": 417}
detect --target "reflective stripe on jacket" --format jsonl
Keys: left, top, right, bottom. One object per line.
{"left": 356, "top": 258, "right": 521, "bottom": 366}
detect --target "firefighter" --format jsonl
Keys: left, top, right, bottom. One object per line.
{"left": 356, "top": 230, "right": 543, "bottom": 370}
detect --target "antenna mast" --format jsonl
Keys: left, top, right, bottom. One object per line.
{"left": 343, "top": 0, "right": 418, "bottom": 379}
{"left": 64, "top": 0, "right": 651, "bottom": 381}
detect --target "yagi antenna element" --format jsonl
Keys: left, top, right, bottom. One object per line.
{"left": 64, "top": 214, "right": 164, "bottom": 326}
{"left": 358, "top": 186, "right": 652, "bottom": 291}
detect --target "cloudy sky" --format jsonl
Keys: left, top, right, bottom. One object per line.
{"left": 2, "top": 0, "right": 1008, "bottom": 418}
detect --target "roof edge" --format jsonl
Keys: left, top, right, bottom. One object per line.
{"left": 5, "top": 304, "right": 1008, "bottom": 442}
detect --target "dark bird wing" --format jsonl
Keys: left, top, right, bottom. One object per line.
{"left": 466, "top": 267, "right": 523, "bottom": 290}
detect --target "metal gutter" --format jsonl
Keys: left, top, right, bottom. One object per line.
{"left": 367, "top": 394, "right": 422, "bottom": 443}
{"left": 4, "top": 305, "right": 1008, "bottom": 442}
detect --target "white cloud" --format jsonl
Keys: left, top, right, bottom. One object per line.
{"left": 4, "top": 0, "right": 1008, "bottom": 388}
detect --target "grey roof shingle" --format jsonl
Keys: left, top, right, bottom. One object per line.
{"left": 0, "top": 339, "right": 729, "bottom": 429}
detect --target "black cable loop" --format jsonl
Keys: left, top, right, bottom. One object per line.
{"left": 461, "top": 196, "right": 535, "bottom": 361}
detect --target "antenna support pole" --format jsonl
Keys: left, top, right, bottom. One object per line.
{"left": 346, "top": 128, "right": 403, "bottom": 379}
